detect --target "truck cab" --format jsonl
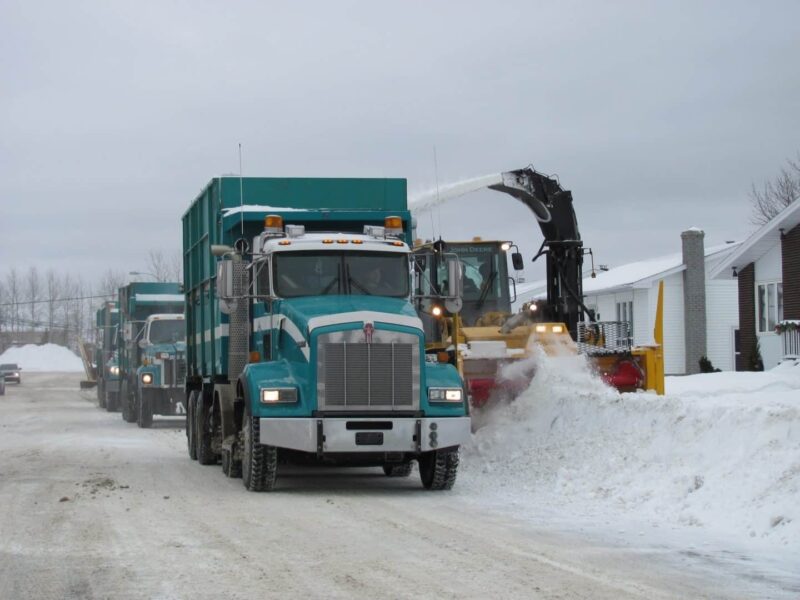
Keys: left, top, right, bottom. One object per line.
{"left": 136, "top": 314, "right": 187, "bottom": 428}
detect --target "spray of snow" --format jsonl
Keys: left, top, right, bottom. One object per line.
{"left": 409, "top": 173, "right": 503, "bottom": 213}
{"left": 462, "top": 350, "right": 800, "bottom": 551}
{"left": 0, "top": 343, "right": 84, "bottom": 372}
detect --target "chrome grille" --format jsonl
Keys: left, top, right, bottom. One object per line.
{"left": 317, "top": 329, "right": 419, "bottom": 411}
{"left": 163, "top": 357, "right": 187, "bottom": 387}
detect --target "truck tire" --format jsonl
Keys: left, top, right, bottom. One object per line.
{"left": 186, "top": 391, "right": 197, "bottom": 460}
{"left": 242, "top": 416, "right": 277, "bottom": 492}
{"left": 121, "top": 381, "right": 136, "bottom": 423}
{"left": 137, "top": 388, "right": 154, "bottom": 429}
{"left": 419, "top": 448, "right": 459, "bottom": 490}
{"left": 383, "top": 463, "right": 413, "bottom": 477}
{"left": 222, "top": 446, "right": 242, "bottom": 479}
{"left": 97, "top": 380, "right": 106, "bottom": 408}
{"left": 106, "top": 391, "right": 118, "bottom": 412}
{"left": 195, "top": 392, "right": 216, "bottom": 465}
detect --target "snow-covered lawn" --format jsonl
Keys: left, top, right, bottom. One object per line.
{"left": 0, "top": 343, "right": 84, "bottom": 372}
{"left": 461, "top": 351, "right": 799, "bottom": 572}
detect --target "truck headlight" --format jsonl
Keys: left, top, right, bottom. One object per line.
{"left": 141, "top": 373, "right": 153, "bottom": 385}
{"left": 428, "top": 387, "right": 463, "bottom": 403}
{"left": 109, "top": 366, "right": 119, "bottom": 376}
{"left": 260, "top": 388, "right": 298, "bottom": 403}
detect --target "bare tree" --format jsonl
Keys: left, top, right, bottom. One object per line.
{"left": 26, "top": 266, "right": 41, "bottom": 328}
{"left": 97, "top": 268, "right": 127, "bottom": 298}
{"left": 146, "top": 249, "right": 182, "bottom": 282}
{"left": 6, "top": 268, "right": 20, "bottom": 332}
{"left": 750, "top": 153, "right": 800, "bottom": 225}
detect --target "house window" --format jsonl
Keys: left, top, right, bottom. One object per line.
{"left": 756, "top": 282, "right": 783, "bottom": 333}
{"left": 615, "top": 300, "right": 634, "bottom": 342}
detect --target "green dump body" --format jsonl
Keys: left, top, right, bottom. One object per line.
{"left": 182, "top": 177, "right": 410, "bottom": 380}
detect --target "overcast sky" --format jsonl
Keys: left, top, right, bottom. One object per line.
{"left": 2, "top": 1, "right": 799, "bottom": 285}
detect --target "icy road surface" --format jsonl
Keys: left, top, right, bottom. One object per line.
{"left": 0, "top": 373, "right": 795, "bottom": 599}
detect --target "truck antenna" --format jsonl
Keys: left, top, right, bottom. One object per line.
{"left": 433, "top": 145, "right": 441, "bottom": 239}
{"left": 238, "top": 143, "right": 245, "bottom": 237}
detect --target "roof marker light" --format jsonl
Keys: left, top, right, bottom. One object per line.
{"left": 336, "top": 239, "right": 349, "bottom": 244}
{"left": 278, "top": 240, "right": 291, "bottom": 246}
{"left": 384, "top": 216, "right": 403, "bottom": 238}
{"left": 352, "top": 239, "right": 364, "bottom": 244}
{"left": 322, "top": 239, "right": 334, "bottom": 244}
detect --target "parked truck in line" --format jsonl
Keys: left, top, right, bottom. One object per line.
{"left": 117, "top": 282, "right": 186, "bottom": 428}
{"left": 94, "top": 301, "right": 120, "bottom": 411}
{"left": 183, "top": 176, "right": 470, "bottom": 491}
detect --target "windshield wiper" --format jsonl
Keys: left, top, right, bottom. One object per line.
{"left": 345, "top": 264, "right": 371, "bottom": 295}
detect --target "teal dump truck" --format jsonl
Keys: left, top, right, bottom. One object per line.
{"left": 117, "top": 282, "right": 186, "bottom": 428}
{"left": 183, "top": 177, "right": 470, "bottom": 491}
{"left": 94, "top": 301, "right": 120, "bottom": 411}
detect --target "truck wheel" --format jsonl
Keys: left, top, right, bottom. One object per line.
{"left": 121, "top": 382, "right": 136, "bottom": 423}
{"left": 383, "top": 463, "right": 413, "bottom": 477}
{"left": 222, "top": 447, "right": 242, "bottom": 479}
{"left": 137, "top": 389, "right": 153, "bottom": 429}
{"left": 186, "top": 391, "right": 197, "bottom": 460}
{"left": 97, "top": 380, "right": 106, "bottom": 408}
{"left": 106, "top": 391, "right": 117, "bottom": 412}
{"left": 195, "top": 393, "right": 216, "bottom": 465}
{"left": 242, "top": 416, "right": 277, "bottom": 492}
{"left": 419, "top": 448, "right": 460, "bottom": 490}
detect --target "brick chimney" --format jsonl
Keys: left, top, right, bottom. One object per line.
{"left": 682, "top": 228, "right": 707, "bottom": 374}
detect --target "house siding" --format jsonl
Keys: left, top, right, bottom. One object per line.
{"left": 661, "top": 274, "right": 686, "bottom": 375}
{"left": 783, "top": 223, "right": 800, "bottom": 320}
{"left": 736, "top": 263, "right": 755, "bottom": 371}
{"left": 706, "top": 280, "right": 738, "bottom": 371}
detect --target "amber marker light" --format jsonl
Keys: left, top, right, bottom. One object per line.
{"left": 384, "top": 216, "right": 403, "bottom": 229}
{"left": 278, "top": 240, "right": 291, "bottom": 246}
{"left": 249, "top": 351, "right": 261, "bottom": 363}
{"left": 264, "top": 215, "right": 284, "bottom": 229}
{"left": 351, "top": 239, "right": 364, "bottom": 244}
{"left": 336, "top": 239, "right": 349, "bottom": 244}
{"left": 322, "top": 239, "right": 334, "bottom": 244}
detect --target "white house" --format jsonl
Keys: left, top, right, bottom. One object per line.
{"left": 514, "top": 231, "right": 741, "bottom": 374}
{"left": 709, "top": 200, "right": 800, "bottom": 370}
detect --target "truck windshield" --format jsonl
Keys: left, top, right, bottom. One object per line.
{"left": 274, "top": 251, "right": 409, "bottom": 298}
{"left": 148, "top": 320, "right": 185, "bottom": 344}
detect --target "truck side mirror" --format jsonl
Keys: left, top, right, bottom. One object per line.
{"left": 217, "top": 259, "right": 237, "bottom": 315}
{"left": 512, "top": 252, "right": 524, "bottom": 271}
{"left": 445, "top": 256, "right": 463, "bottom": 314}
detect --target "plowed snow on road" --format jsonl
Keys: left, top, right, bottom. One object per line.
{"left": 0, "top": 373, "right": 795, "bottom": 599}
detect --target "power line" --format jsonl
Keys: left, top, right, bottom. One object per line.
{"left": 0, "top": 293, "right": 113, "bottom": 308}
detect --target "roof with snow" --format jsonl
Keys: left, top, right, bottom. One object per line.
{"left": 710, "top": 200, "right": 800, "bottom": 280}
{"left": 512, "top": 240, "right": 741, "bottom": 302}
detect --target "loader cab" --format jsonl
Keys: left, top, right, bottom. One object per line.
{"left": 414, "top": 240, "right": 516, "bottom": 327}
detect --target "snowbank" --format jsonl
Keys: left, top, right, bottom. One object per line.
{"left": 0, "top": 343, "right": 84, "bottom": 372}
{"left": 463, "top": 352, "right": 800, "bottom": 551}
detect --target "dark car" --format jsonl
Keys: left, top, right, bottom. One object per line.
{"left": 0, "top": 363, "right": 21, "bottom": 384}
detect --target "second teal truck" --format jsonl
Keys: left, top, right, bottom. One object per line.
{"left": 183, "top": 176, "right": 470, "bottom": 491}
{"left": 94, "top": 301, "right": 120, "bottom": 411}
{"left": 117, "top": 282, "right": 187, "bottom": 428}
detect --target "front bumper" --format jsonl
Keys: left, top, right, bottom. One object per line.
{"left": 4, "top": 374, "right": 20, "bottom": 383}
{"left": 259, "top": 416, "right": 471, "bottom": 454}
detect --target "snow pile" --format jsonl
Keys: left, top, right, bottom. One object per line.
{"left": 463, "top": 351, "right": 800, "bottom": 548}
{"left": 0, "top": 343, "right": 84, "bottom": 372}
